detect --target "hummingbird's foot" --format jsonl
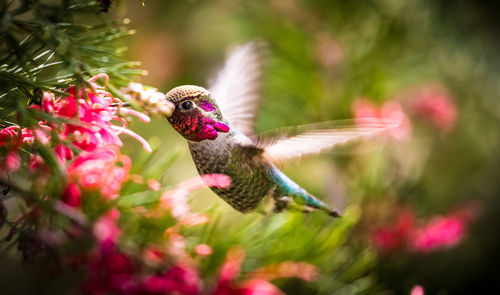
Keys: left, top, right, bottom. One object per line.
{"left": 328, "top": 209, "right": 342, "bottom": 218}
{"left": 2, "top": 186, "right": 10, "bottom": 196}
{"left": 272, "top": 196, "right": 290, "bottom": 213}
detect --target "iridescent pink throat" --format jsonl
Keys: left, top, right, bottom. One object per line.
{"left": 169, "top": 102, "right": 229, "bottom": 142}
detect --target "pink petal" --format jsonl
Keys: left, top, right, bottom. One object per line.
{"left": 240, "top": 279, "right": 285, "bottom": 295}
{"left": 5, "top": 151, "right": 21, "bottom": 171}
{"left": 119, "top": 108, "right": 151, "bottom": 123}
{"left": 62, "top": 183, "right": 81, "bottom": 207}
{"left": 88, "top": 73, "right": 110, "bottom": 84}
{"left": 93, "top": 208, "right": 121, "bottom": 244}
{"left": 111, "top": 126, "right": 152, "bottom": 153}
{"left": 147, "top": 179, "right": 161, "bottom": 191}
{"left": 194, "top": 244, "right": 213, "bottom": 256}
{"left": 201, "top": 174, "right": 231, "bottom": 189}
{"left": 410, "top": 285, "right": 424, "bottom": 295}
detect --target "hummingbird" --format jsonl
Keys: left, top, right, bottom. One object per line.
{"left": 163, "top": 42, "right": 392, "bottom": 216}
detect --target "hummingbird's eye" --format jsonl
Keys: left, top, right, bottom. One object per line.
{"left": 181, "top": 101, "right": 193, "bottom": 110}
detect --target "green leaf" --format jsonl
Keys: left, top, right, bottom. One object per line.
{"left": 117, "top": 188, "right": 169, "bottom": 208}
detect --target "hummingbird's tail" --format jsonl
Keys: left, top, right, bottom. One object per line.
{"left": 298, "top": 192, "right": 342, "bottom": 217}
{"left": 269, "top": 167, "right": 341, "bottom": 217}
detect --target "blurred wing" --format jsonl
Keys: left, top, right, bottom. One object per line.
{"left": 209, "top": 41, "right": 267, "bottom": 136}
{"left": 259, "top": 119, "right": 398, "bottom": 164}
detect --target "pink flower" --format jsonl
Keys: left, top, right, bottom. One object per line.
{"left": 140, "top": 264, "right": 200, "bottom": 295}
{"left": 41, "top": 74, "right": 152, "bottom": 153}
{"left": 54, "top": 144, "right": 73, "bottom": 164}
{"left": 0, "top": 126, "right": 21, "bottom": 148}
{"left": 161, "top": 174, "right": 231, "bottom": 219}
{"left": 194, "top": 244, "right": 213, "bottom": 256}
{"left": 175, "top": 174, "right": 232, "bottom": 192}
{"left": 239, "top": 279, "right": 285, "bottom": 295}
{"left": 1, "top": 74, "right": 152, "bottom": 177}
{"left": 66, "top": 146, "right": 130, "bottom": 199}
{"left": 201, "top": 174, "right": 232, "bottom": 189}
{"left": 0, "top": 125, "right": 40, "bottom": 171}
{"left": 84, "top": 242, "right": 138, "bottom": 295}
{"left": 353, "top": 98, "right": 412, "bottom": 141}
{"left": 219, "top": 246, "right": 246, "bottom": 283}
{"left": 143, "top": 247, "right": 165, "bottom": 266}
{"left": 160, "top": 189, "right": 191, "bottom": 219}
{"left": 147, "top": 179, "right": 161, "bottom": 191}
{"left": 371, "top": 203, "right": 479, "bottom": 254}
{"left": 4, "top": 151, "right": 21, "bottom": 171}
{"left": 410, "top": 285, "right": 424, "bottom": 295}
{"left": 407, "top": 85, "right": 457, "bottom": 133}
{"left": 62, "top": 183, "right": 81, "bottom": 208}
{"left": 212, "top": 247, "right": 316, "bottom": 295}
{"left": 85, "top": 223, "right": 200, "bottom": 295}
{"left": 410, "top": 215, "right": 465, "bottom": 253}
{"left": 93, "top": 208, "right": 121, "bottom": 245}
{"left": 165, "top": 231, "right": 188, "bottom": 260}
{"left": 373, "top": 209, "right": 415, "bottom": 252}
{"left": 28, "top": 154, "right": 46, "bottom": 172}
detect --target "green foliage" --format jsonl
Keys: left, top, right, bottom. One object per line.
{"left": 0, "top": 0, "right": 140, "bottom": 125}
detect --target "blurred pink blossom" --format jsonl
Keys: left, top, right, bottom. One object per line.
{"left": 353, "top": 98, "right": 412, "bottom": 141}
{"left": 86, "top": 213, "right": 200, "bottom": 295}
{"left": 85, "top": 209, "right": 134, "bottom": 295}
{"left": 372, "top": 203, "right": 479, "bottom": 253}
{"left": 93, "top": 208, "right": 121, "bottom": 245}
{"left": 410, "top": 215, "right": 465, "bottom": 253}
{"left": 164, "top": 230, "right": 188, "bottom": 260}
{"left": 4, "top": 151, "right": 21, "bottom": 171}
{"left": 147, "top": 178, "right": 161, "bottom": 191}
{"left": 161, "top": 174, "right": 231, "bottom": 219}
{"left": 373, "top": 209, "right": 415, "bottom": 252}
{"left": 143, "top": 247, "right": 166, "bottom": 266}
{"left": 54, "top": 144, "right": 73, "bottom": 164}
{"left": 212, "top": 247, "right": 246, "bottom": 295}
{"left": 410, "top": 285, "right": 424, "bottom": 295}
{"left": 0, "top": 126, "right": 30, "bottom": 171}
{"left": 140, "top": 264, "right": 200, "bottom": 295}
{"left": 213, "top": 247, "right": 317, "bottom": 295}
{"left": 1, "top": 128, "right": 72, "bottom": 173}
{"left": 28, "top": 154, "right": 46, "bottom": 172}
{"left": 0, "top": 125, "right": 23, "bottom": 149}
{"left": 239, "top": 279, "right": 285, "bottom": 295}
{"left": 407, "top": 85, "right": 457, "bottom": 133}
{"left": 176, "top": 174, "right": 232, "bottom": 192}
{"left": 194, "top": 244, "right": 213, "bottom": 256}
{"left": 84, "top": 242, "right": 137, "bottom": 295}
{"left": 160, "top": 189, "right": 191, "bottom": 218}
{"left": 66, "top": 146, "right": 131, "bottom": 199}
{"left": 62, "top": 182, "right": 82, "bottom": 208}
{"left": 220, "top": 246, "right": 246, "bottom": 282}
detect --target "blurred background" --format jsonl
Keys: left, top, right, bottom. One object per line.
{"left": 2, "top": 0, "right": 500, "bottom": 294}
{"left": 115, "top": 0, "right": 500, "bottom": 293}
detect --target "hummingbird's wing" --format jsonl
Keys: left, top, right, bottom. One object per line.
{"left": 257, "top": 119, "right": 398, "bottom": 164}
{"left": 208, "top": 41, "right": 267, "bottom": 137}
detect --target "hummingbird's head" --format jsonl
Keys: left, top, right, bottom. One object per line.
{"left": 164, "top": 85, "right": 230, "bottom": 142}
